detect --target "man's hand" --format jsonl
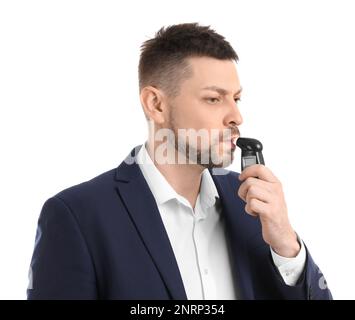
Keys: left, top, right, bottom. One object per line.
{"left": 238, "top": 164, "right": 300, "bottom": 258}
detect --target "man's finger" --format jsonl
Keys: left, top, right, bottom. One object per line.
{"left": 238, "top": 178, "right": 271, "bottom": 202}
{"left": 239, "top": 164, "right": 278, "bottom": 183}
{"left": 245, "top": 198, "right": 268, "bottom": 217}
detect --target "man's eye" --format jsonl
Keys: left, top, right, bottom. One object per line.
{"left": 206, "top": 97, "right": 220, "bottom": 104}
{"left": 235, "top": 98, "right": 242, "bottom": 104}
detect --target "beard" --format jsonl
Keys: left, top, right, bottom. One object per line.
{"left": 166, "top": 112, "right": 238, "bottom": 170}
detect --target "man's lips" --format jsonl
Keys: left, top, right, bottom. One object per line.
{"left": 230, "top": 140, "right": 237, "bottom": 150}
{"left": 222, "top": 136, "right": 238, "bottom": 149}
{"left": 231, "top": 136, "right": 239, "bottom": 146}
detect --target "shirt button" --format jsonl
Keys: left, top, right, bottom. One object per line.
{"left": 204, "top": 268, "right": 208, "bottom": 275}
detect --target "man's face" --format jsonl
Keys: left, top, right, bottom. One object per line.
{"left": 165, "top": 56, "right": 243, "bottom": 169}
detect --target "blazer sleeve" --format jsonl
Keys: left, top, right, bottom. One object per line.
{"left": 302, "top": 245, "right": 333, "bottom": 300}
{"left": 27, "top": 196, "right": 98, "bottom": 299}
{"left": 267, "top": 244, "right": 333, "bottom": 300}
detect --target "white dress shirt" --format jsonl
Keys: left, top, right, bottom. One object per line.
{"left": 136, "top": 143, "right": 306, "bottom": 300}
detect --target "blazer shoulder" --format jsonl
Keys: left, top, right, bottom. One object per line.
{"left": 53, "top": 167, "right": 117, "bottom": 205}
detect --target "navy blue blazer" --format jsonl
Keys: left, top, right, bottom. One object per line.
{"left": 28, "top": 145, "right": 332, "bottom": 300}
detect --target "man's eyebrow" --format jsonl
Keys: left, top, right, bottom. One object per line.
{"left": 201, "top": 86, "right": 243, "bottom": 96}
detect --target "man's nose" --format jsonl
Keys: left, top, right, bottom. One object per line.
{"left": 224, "top": 100, "right": 243, "bottom": 127}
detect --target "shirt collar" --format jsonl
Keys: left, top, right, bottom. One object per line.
{"left": 136, "top": 143, "right": 220, "bottom": 210}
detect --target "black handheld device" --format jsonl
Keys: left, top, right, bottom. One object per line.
{"left": 236, "top": 137, "right": 265, "bottom": 170}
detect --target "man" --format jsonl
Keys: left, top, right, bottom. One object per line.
{"left": 27, "top": 23, "right": 332, "bottom": 300}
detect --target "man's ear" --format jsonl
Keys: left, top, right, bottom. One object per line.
{"left": 140, "top": 86, "right": 166, "bottom": 124}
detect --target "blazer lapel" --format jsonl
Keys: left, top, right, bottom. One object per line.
{"left": 210, "top": 169, "right": 256, "bottom": 300}
{"left": 114, "top": 145, "right": 187, "bottom": 300}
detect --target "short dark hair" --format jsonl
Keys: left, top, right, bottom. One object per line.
{"left": 138, "top": 23, "right": 239, "bottom": 98}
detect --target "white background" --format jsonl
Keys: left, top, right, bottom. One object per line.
{"left": 1, "top": 0, "right": 354, "bottom": 299}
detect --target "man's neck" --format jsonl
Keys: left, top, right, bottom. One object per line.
{"left": 145, "top": 141, "right": 204, "bottom": 210}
